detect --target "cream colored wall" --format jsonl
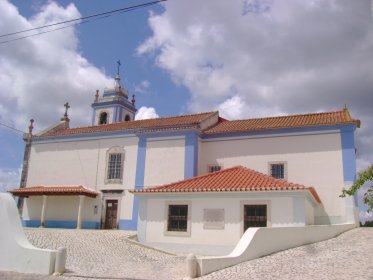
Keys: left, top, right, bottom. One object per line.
{"left": 305, "top": 199, "right": 315, "bottom": 225}
{"left": 23, "top": 195, "right": 101, "bottom": 222}
{"left": 26, "top": 135, "right": 138, "bottom": 222}
{"left": 139, "top": 192, "right": 306, "bottom": 247}
{"left": 143, "top": 137, "right": 185, "bottom": 187}
{"left": 200, "top": 131, "right": 345, "bottom": 219}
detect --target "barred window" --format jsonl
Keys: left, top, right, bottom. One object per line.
{"left": 167, "top": 205, "right": 188, "bottom": 232}
{"left": 270, "top": 163, "right": 285, "bottom": 179}
{"left": 107, "top": 153, "right": 122, "bottom": 180}
{"left": 208, "top": 165, "right": 222, "bottom": 173}
{"left": 244, "top": 205, "right": 267, "bottom": 231}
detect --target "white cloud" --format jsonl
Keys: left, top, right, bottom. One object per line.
{"left": 0, "top": 167, "right": 21, "bottom": 192}
{"left": 134, "top": 80, "right": 151, "bottom": 94}
{"left": 218, "top": 95, "right": 245, "bottom": 120}
{"left": 138, "top": 0, "right": 373, "bottom": 169}
{"left": 0, "top": 1, "right": 112, "bottom": 132}
{"left": 135, "top": 106, "right": 159, "bottom": 120}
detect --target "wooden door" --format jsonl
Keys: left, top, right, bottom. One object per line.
{"left": 105, "top": 200, "right": 118, "bottom": 229}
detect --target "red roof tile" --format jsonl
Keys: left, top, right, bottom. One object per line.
{"left": 9, "top": 185, "right": 99, "bottom": 198}
{"left": 38, "top": 111, "right": 217, "bottom": 137}
{"left": 203, "top": 108, "right": 360, "bottom": 134}
{"left": 132, "top": 166, "right": 321, "bottom": 203}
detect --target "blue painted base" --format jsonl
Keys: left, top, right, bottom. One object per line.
{"left": 118, "top": 219, "right": 137, "bottom": 230}
{"left": 22, "top": 220, "right": 100, "bottom": 229}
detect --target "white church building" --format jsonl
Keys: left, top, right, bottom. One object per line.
{"left": 10, "top": 73, "right": 360, "bottom": 252}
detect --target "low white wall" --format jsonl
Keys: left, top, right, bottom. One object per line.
{"left": 196, "top": 223, "right": 356, "bottom": 277}
{"left": 0, "top": 193, "right": 58, "bottom": 274}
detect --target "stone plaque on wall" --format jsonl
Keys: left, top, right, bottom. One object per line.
{"left": 203, "top": 208, "right": 225, "bottom": 229}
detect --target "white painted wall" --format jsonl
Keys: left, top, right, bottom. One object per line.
{"left": 23, "top": 195, "right": 101, "bottom": 222}
{"left": 26, "top": 135, "right": 138, "bottom": 223}
{"left": 196, "top": 224, "right": 356, "bottom": 276}
{"left": 0, "top": 193, "right": 59, "bottom": 274}
{"left": 200, "top": 131, "right": 345, "bottom": 222}
{"left": 137, "top": 191, "right": 315, "bottom": 255}
{"left": 144, "top": 137, "right": 185, "bottom": 186}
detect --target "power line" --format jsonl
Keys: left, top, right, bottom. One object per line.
{"left": 0, "top": 0, "right": 166, "bottom": 44}
{"left": 0, "top": 122, "right": 25, "bottom": 134}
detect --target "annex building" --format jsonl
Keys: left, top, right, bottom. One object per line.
{"left": 10, "top": 73, "right": 360, "bottom": 253}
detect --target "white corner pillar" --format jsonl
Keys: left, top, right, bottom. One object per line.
{"left": 40, "top": 195, "right": 48, "bottom": 228}
{"left": 76, "top": 195, "right": 85, "bottom": 229}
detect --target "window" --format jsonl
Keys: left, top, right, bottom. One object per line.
{"left": 105, "top": 147, "right": 125, "bottom": 184}
{"left": 244, "top": 205, "right": 267, "bottom": 231}
{"left": 269, "top": 163, "right": 286, "bottom": 179}
{"left": 107, "top": 154, "right": 122, "bottom": 180}
{"left": 124, "top": 114, "right": 131, "bottom": 121}
{"left": 208, "top": 165, "right": 222, "bottom": 173}
{"left": 99, "top": 112, "right": 108, "bottom": 125}
{"left": 167, "top": 205, "right": 188, "bottom": 232}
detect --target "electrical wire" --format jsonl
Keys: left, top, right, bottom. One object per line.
{"left": 0, "top": 122, "right": 25, "bottom": 134}
{"left": 0, "top": 0, "right": 167, "bottom": 45}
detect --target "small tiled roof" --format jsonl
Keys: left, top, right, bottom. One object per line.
{"left": 39, "top": 111, "right": 217, "bottom": 137}
{"left": 132, "top": 166, "right": 321, "bottom": 203}
{"left": 203, "top": 109, "right": 360, "bottom": 134}
{"left": 9, "top": 186, "right": 99, "bottom": 198}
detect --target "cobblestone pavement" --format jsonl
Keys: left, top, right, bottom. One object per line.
{"left": 0, "top": 228, "right": 372, "bottom": 280}
{"left": 0, "top": 229, "right": 186, "bottom": 280}
{"left": 198, "top": 228, "right": 373, "bottom": 280}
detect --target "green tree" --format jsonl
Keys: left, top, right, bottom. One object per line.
{"left": 341, "top": 165, "right": 373, "bottom": 212}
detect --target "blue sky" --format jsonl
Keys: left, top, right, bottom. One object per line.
{"left": 0, "top": 0, "right": 372, "bottom": 222}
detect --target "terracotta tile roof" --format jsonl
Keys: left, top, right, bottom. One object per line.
{"left": 203, "top": 108, "right": 360, "bottom": 135}
{"left": 132, "top": 166, "right": 321, "bottom": 203}
{"left": 38, "top": 111, "right": 217, "bottom": 137}
{"left": 9, "top": 186, "right": 99, "bottom": 198}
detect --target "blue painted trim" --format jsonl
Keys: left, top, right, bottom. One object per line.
{"left": 118, "top": 138, "right": 148, "bottom": 231}
{"left": 33, "top": 129, "right": 138, "bottom": 142}
{"left": 340, "top": 126, "right": 358, "bottom": 206}
{"left": 118, "top": 219, "right": 137, "bottom": 230}
{"left": 119, "top": 107, "right": 123, "bottom": 122}
{"left": 113, "top": 106, "right": 118, "bottom": 122}
{"left": 91, "top": 108, "right": 96, "bottom": 126}
{"left": 184, "top": 135, "right": 198, "bottom": 179}
{"left": 202, "top": 131, "right": 339, "bottom": 143}
{"left": 202, "top": 124, "right": 355, "bottom": 140}
{"left": 138, "top": 130, "right": 201, "bottom": 139}
{"left": 91, "top": 100, "right": 136, "bottom": 112}
{"left": 22, "top": 220, "right": 100, "bottom": 229}
{"left": 340, "top": 126, "right": 356, "bottom": 183}
{"left": 119, "top": 185, "right": 143, "bottom": 230}
{"left": 135, "top": 137, "right": 147, "bottom": 188}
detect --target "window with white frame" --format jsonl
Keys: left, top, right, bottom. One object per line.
{"left": 105, "top": 147, "right": 125, "bottom": 183}
{"left": 164, "top": 201, "right": 191, "bottom": 236}
{"left": 269, "top": 162, "right": 286, "bottom": 179}
{"left": 107, "top": 154, "right": 122, "bottom": 179}
{"left": 208, "top": 165, "right": 222, "bottom": 173}
{"left": 167, "top": 205, "right": 188, "bottom": 232}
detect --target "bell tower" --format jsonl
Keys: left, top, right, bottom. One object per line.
{"left": 91, "top": 61, "right": 137, "bottom": 125}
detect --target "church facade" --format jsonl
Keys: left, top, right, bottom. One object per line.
{"left": 10, "top": 74, "right": 360, "bottom": 240}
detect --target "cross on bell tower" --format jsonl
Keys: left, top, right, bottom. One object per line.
{"left": 60, "top": 102, "right": 70, "bottom": 128}
{"left": 91, "top": 61, "right": 137, "bottom": 125}
{"left": 117, "top": 60, "right": 121, "bottom": 75}
{"left": 64, "top": 102, "right": 70, "bottom": 119}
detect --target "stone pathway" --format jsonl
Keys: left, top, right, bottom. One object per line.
{"left": 0, "top": 228, "right": 372, "bottom": 279}
{"left": 0, "top": 229, "right": 186, "bottom": 280}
